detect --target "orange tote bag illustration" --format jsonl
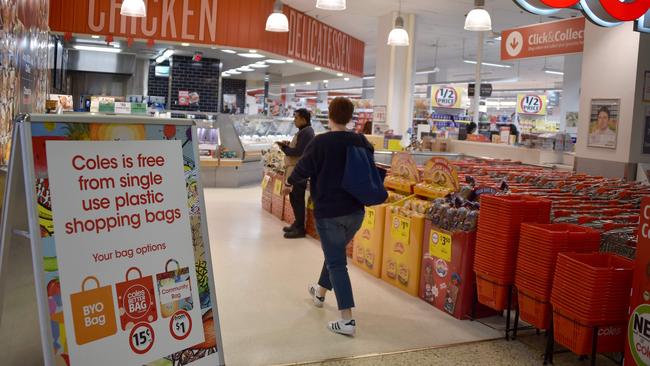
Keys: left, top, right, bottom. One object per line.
{"left": 70, "top": 276, "right": 117, "bottom": 345}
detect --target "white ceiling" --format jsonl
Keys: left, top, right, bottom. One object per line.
{"left": 282, "top": 0, "right": 582, "bottom": 87}
{"left": 70, "top": 1, "right": 583, "bottom": 90}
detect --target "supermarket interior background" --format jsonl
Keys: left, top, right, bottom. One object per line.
{"left": 1, "top": 0, "right": 650, "bottom": 365}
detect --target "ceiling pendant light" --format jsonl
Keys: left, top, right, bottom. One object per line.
{"left": 316, "top": 0, "right": 346, "bottom": 11}
{"left": 387, "top": 0, "right": 409, "bottom": 47}
{"left": 121, "top": 0, "right": 146, "bottom": 17}
{"left": 465, "top": 0, "right": 492, "bottom": 31}
{"left": 266, "top": 0, "right": 289, "bottom": 32}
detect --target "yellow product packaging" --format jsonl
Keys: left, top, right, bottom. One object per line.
{"left": 352, "top": 193, "right": 408, "bottom": 278}
{"left": 380, "top": 198, "right": 428, "bottom": 296}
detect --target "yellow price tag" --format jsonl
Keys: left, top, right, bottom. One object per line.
{"left": 262, "top": 175, "right": 271, "bottom": 191}
{"left": 391, "top": 215, "right": 410, "bottom": 244}
{"left": 429, "top": 229, "right": 452, "bottom": 262}
{"left": 363, "top": 208, "right": 376, "bottom": 230}
{"left": 273, "top": 179, "right": 283, "bottom": 196}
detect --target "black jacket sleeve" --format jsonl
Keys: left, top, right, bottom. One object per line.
{"left": 281, "top": 127, "right": 315, "bottom": 157}
{"left": 288, "top": 137, "right": 318, "bottom": 185}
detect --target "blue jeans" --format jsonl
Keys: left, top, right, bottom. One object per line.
{"left": 316, "top": 210, "right": 364, "bottom": 310}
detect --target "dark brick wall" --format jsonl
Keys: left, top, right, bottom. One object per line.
{"left": 221, "top": 78, "right": 247, "bottom": 113}
{"left": 170, "top": 55, "right": 221, "bottom": 112}
{"left": 146, "top": 56, "right": 221, "bottom": 112}
{"left": 147, "top": 60, "right": 169, "bottom": 104}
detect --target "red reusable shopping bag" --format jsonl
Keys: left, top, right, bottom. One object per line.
{"left": 115, "top": 267, "right": 158, "bottom": 330}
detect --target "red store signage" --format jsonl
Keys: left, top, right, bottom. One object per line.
{"left": 501, "top": 17, "right": 585, "bottom": 60}
{"left": 287, "top": 8, "right": 353, "bottom": 74}
{"left": 49, "top": 0, "right": 365, "bottom": 77}
{"left": 514, "top": 0, "right": 650, "bottom": 32}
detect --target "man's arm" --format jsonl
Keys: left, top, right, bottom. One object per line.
{"left": 280, "top": 128, "right": 315, "bottom": 157}
{"left": 288, "top": 138, "right": 318, "bottom": 185}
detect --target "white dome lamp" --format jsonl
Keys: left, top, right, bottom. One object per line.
{"left": 316, "top": 0, "right": 346, "bottom": 11}
{"left": 120, "top": 0, "right": 146, "bottom": 17}
{"left": 387, "top": 0, "right": 409, "bottom": 47}
{"left": 465, "top": 0, "right": 492, "bottom": 31}
{"left": 266, "top": 0, "right": 289, "bottom": 32}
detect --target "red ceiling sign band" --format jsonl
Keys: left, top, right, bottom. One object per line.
{"left": 287, "top": 8, "right": 353, "bottom": 74}
{"left": 500, "top": 17, "right": 585, "bottom": 60}
{"left": 49, "top": 0, "right": 365, "bottom": 76}
{"left": 515, "top": 0, "right": 650, "bottom": 31}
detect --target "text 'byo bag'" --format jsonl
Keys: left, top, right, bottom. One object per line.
{"left": 157, "top": 259, "right": 194, "bottom": 318}
{"left": 115, "top": 267, "right": 158, "bottom": 330}
{"left": 70, "top": 276, "right": 117, "bottom": 345}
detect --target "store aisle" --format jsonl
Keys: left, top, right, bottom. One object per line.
{"left": 204, "top": 186, "right": 501, "bottom": 366}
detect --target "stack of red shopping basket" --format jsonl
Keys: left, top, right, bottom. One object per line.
{"left": 474, "top": 195, "right": 551, "bottom": 311}
{"left": 551, "top": 253, "right": 634, "bottom": 355}
{"left": 515, "top": 224, "right": 601, "bottom": 329}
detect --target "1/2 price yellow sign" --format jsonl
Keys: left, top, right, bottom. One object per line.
{"left": 429, "top": 229, "right": 452, "bottom": 262}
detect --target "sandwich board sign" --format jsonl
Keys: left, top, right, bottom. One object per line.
{"left": 0, "top": 114, "right": 225, "bottom": 366}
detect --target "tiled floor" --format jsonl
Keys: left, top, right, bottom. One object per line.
{"left": 297, "top": 335, "right": 619, "bottom": 366}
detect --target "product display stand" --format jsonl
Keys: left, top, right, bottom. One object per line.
{"left": 543, "top": 316, "right": 622, "bottom": 366}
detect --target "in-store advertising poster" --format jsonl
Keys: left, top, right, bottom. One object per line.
{"left": 30, "top": 122, "right": 219, "bottom": 365}
{"left": 626, "top": 197, "right": 650, "bottom": 365}
{"left": 46, "top": 140, "right": 203, "bottom": 364}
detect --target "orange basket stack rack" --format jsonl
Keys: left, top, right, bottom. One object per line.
{"left": 474, "top": 195, "right": 551, "bottom": 312}
{"left": 515, "top": 224, "right": 600, "bottom": 330}
{"left": 550, "top": 253, "right": 634, "bottom": 356}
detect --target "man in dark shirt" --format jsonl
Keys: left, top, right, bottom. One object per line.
{"left": 287, "top": 97, "right": 372, "bottom": 336}
{"left": 277, "top": 108, "right": 315, "bottom": 238}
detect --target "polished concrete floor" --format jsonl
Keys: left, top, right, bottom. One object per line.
{"left": 0, "top": 185, "right": 620, "bottom": 366}
{"left": 205, "top": 186, "right": 501, "bottom": 366}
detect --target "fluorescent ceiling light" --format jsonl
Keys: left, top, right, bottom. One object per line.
{"left": 250, "top": 63, "right": 269, "bottom": 68}
{"left": 228, "top": 70, "right": 242, "bottom": 75}
{"left": 121, "top": 0, "right": 146, "bottom": 17}
{"left": 387, "top": 15, "right": 409, "bottom": 46}
{"left": 91, "top": 35, "right": 100, "bottom": 39}
{"left": 463, "top": 59, "right": 512, "bottom": 68}
{"left": 306, "top": 81, "right": 312, "bottom": 85}
{"left": 265, "top": 59, "right": 286, "bottom": 64}
{"left": 222, "top": 49, "right": 237, "bottom": 54}
{"left": 287, "top": 59, "right": 294, "bottom": 63}
{"left": 416, "top": 67, "right": 440, "bottom": 75}
{"left": 315, "top": 67, "right": 322, "bottom": 71}
{"left": 238, "top": 53, "right": 265, "bottom": 59}
{"left": 316, "top": 0, "right": 346, "bottom": 10}
{"left": 337, "top": 73, "right": 343, "bottom": 77}
{"left": 323, "top": 80, "right": 329, "bottom": 83}
{"left": 155, "top": 49, "right": 174, "bottom": 64}
{"left": 74, "top": 44, "right": 122, "bottom": 53}
{"left": 221, "top": 72, "right": 231, "bottom": 77}
{"left": 237, "top": 67, "right": 254, "bottom": 72}
{"left": 290, "top": 83, "right": 295, "bottom": 87}
{"left": 181, "top": 42, "right": 190, "bottom": 46}
{"left": 344, "top": 77, "right": 350, "bottom": 81}
{"left": 363, "top": 75, "right": 375, "bottom": 80}
{"left": 249, "top": 49, "right": 257, "bottom": 53}
{"left": 544, "top": 69, "right": 564, "bottom": 76}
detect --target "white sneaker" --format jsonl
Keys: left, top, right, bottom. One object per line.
{"left": 328, "top": 319, "right": 356, "bottom": 336}
{"left": 308, "top": 284, "right": 325, "bottom": 308}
